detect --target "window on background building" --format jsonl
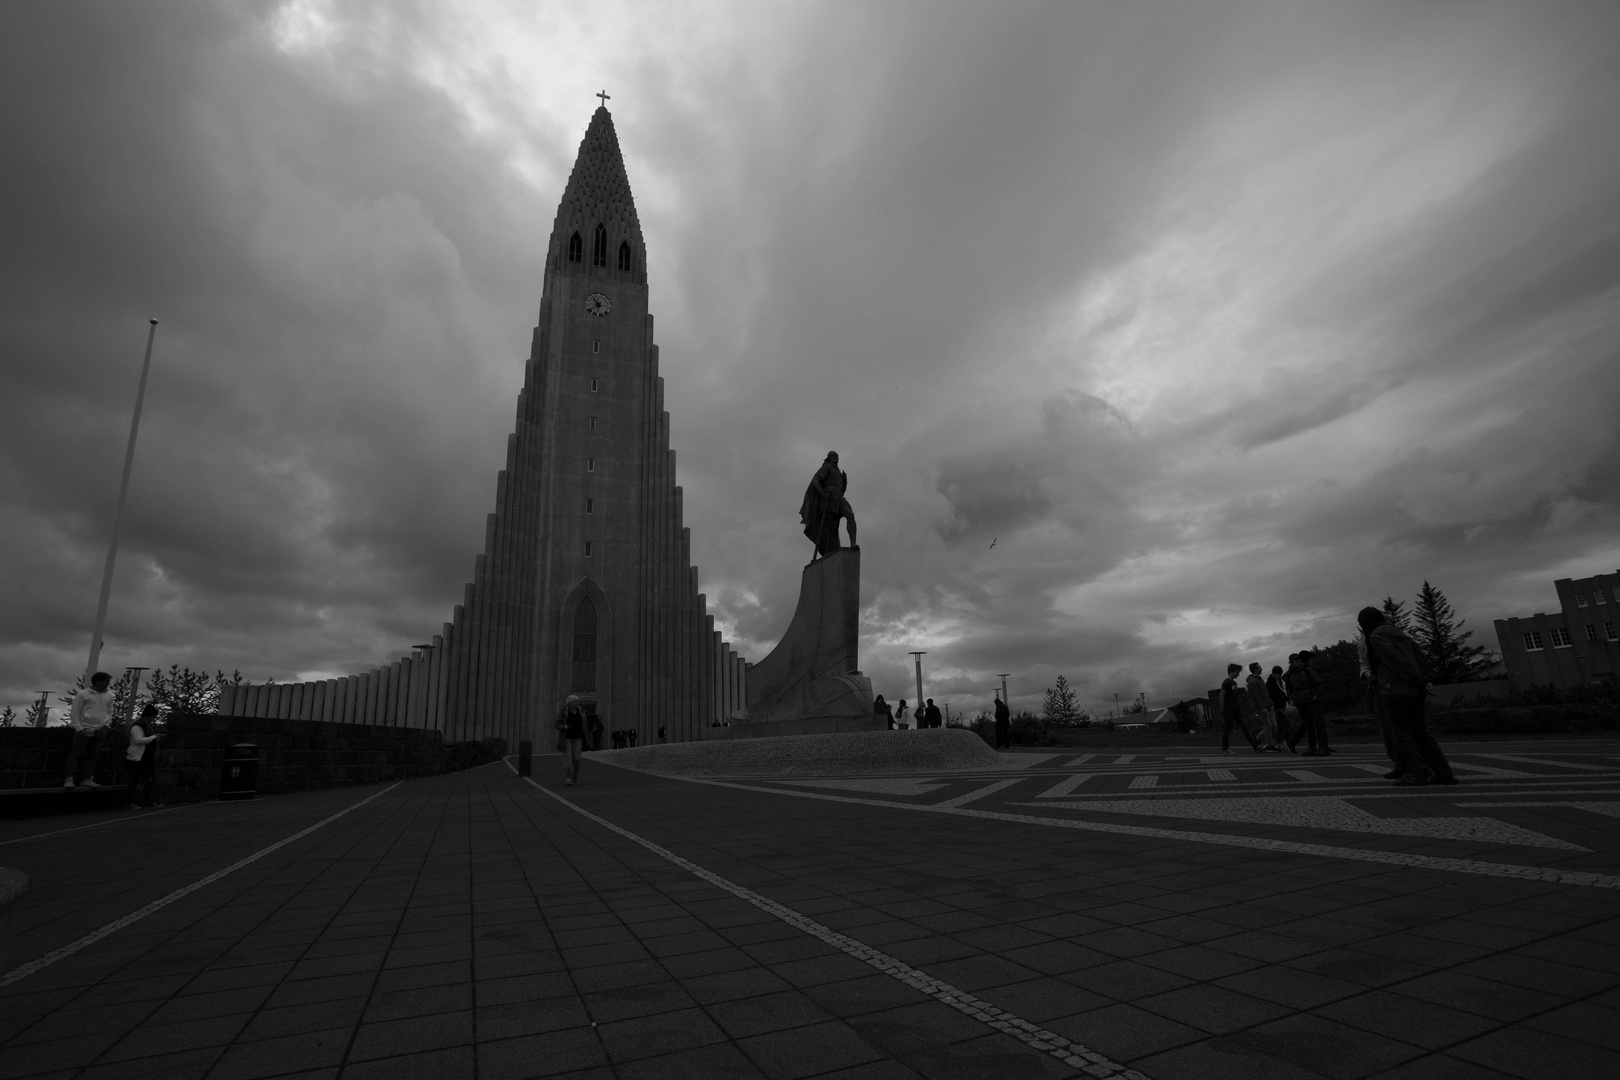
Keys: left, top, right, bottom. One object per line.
{"left": 591, "top": 378, "right": 599, "bottom": 392}
{"left": 583, "top": 540, "right": 592, "bottom": 558}
{"left": 1613, "top": 587, "right": 1620, "bottom": 604}
{"left": 572, "top": 598, "right": 597, "bottom": 691}
{"left": 1551, "top": 627, "right": 1573, "bottom": 648}
{"left": 618, "top": 240, "right": 633, "bottom": 272}
{"left": 592, "top": 340, "right": 599, "bottom": 354}
{"left": 1576, "top": 592, "right": 1589, "bottom": 607}
{"left": 1588, "top": 624, "right": 1600, "bottom": 641}
{"left": 587, "top": 457, "right": 594, "bottom": 472}
{"left": 1524, "top": 632, "right": 1545, "bottom": 651}
{"left": 1608, "top": 622, "right": 1617, "bottom": 641}
{"left": 592, "top": 224, "right": 608, "bottom": 267}
{"left": 585, "top": 498, "right": 593, "bottom": 515}
{"left": 589, "top": 416, "right": 597, "bottom": 430}
{"left": 1599, "top": 590, "right": 1610, "bottom": 604}
{"left": 567, "top": 232, "right": 582, "bottom": 263}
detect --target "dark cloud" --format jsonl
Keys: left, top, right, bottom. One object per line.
{"left": 4, "top": 1, "right": 1620, "bottom": 721}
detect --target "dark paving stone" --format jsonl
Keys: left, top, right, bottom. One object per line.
{"left": 1445, "top": 1024, "right": 1620, "bottom": 1080}
{"left": 738, "top": 1019, "right": 886, "bottom": 1080}
{"left": 1137, "top": 982, "right": 1294, "bottom": 1035}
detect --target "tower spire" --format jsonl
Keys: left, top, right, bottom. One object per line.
{"left": 550, "top": 105, "right": 643, "bottom": 274}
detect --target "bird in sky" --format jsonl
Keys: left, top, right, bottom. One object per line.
{"left": 988, "top": 538, "right": 997, "bottom": 550}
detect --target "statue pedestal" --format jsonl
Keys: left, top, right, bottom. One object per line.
{"left": 740, "top": 548, "right": 876, "bottom": 732}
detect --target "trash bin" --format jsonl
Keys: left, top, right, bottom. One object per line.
{"left": 219, "top": 743, "right": 260, "bottom": 801}
{"left": 517, "top": 740, "right": 533, "bottom": 777}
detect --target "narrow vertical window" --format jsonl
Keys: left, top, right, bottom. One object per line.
{"left": 618, "top": 240, "right": 632, "bottom": 272}
{"left": 567, "top": 232, "right": 582, "bottom": 263}
{"left": 592, "top": 224, "right": 608, "bottom": 267}
{"left": 592, "top": 340, "right": 599, "bottom": 354}
{"left": 587, "top": 457, "right": 595, "bottom": 472}
{"left": 591, "top": 378, "right": 599, "bottom": 392}
{"left": 572, "top": 598, "right": 597, "bottom": 690}
{"left": 588, "top": 416, "right": 597, "bottom": 430}
{"left": 583, "top": 541, "right": 592, "bottom": 558}
{"left": 585, "top": 498, "right": 593, "bottom": 515}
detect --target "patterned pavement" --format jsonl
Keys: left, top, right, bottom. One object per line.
{"left": 0, "top": 738, "right": 1616, "bottom": 1079}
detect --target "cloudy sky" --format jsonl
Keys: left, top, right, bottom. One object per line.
{"left": 4, "top": 0, "right": 1619, "bottom": 720}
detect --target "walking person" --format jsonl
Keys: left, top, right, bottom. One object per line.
{"left": 1246, "top": 662, "right": 1280, "bottom": 751}
{"left": 124, "top": 704, "right": 162, "bottom": 808}
{"left": 1220, "top": 664, "right": 1261, "bottom": 754}
{"left": 1358, "top": 606, "right": 1455, "bottom": 786}
{"left": 555, "top": 695, "right": 586, "bottom": 786}
{"left": 1284, "top": 652, "right": 1330, "bottom": 755}
{"left": 1266, "top": 665, "right": 1294, "bottom": 753}
{"left": 1359, "top": 634, "right": 1403, "bottom": 778}
{"left": 993, "top": 695, "right": 1011, "bottom": 748}
{"left": 64, "top": 671, "right": 116, "bottom": 788}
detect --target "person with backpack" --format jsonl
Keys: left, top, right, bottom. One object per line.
{"left": 1358, "top": 606, "right": 1455, "bottom": 786}
{"left": 1246, "top": 662, "right": 1280, "bottom": 751}
{"left": 1265, "top": 665, "right": 1293, "bottom": 752}
{"left": 1219, "top": 664, "right": 1261, "bottom": 754}
{"left": 1284, "top": 652, "right": 1330, "bottom": 755}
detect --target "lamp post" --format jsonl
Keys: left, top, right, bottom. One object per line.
{"left": 123, "top": 666, "right": 148, "bottom": 726}
{"left": 909, "top": 652, "right": 927, "bottom": 718}
{"left": 86, "top": 320, "right": 159, "bottom": 680}
{"left": 33, "top": 691, "right": 52, "bottom": 729}
{"left": 1113, "top": 693, "right": 1119, "bottom": 718}
{"left": 996, "top": 673, "right": 1010, "bottom": 709}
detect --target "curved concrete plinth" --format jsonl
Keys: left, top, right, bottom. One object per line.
{"left": 593, "top": 727, "right": 1004, "bottom": 777}
{"left": 744, "top": 548, "right": 872, "bottom": 727}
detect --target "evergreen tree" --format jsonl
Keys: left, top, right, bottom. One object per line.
{"left": 1042, "top": 675, "right": 1081, "bottom": 724}
{"left": 1411, "top": 580, "right": 1496, "bottom": 683}
{"left": 1380, "top": 596, "right": 1411, "bottom": 633}
{"left": 0, "top": 706, "right": 17, "bottom": 728}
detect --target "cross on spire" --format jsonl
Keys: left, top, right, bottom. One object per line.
{"left": 596, "top": 89, "right": 611, "bottom": 108}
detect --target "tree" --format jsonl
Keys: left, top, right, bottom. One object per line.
{"left": 1380, "top": 596, "right": 1411, "bottom": 634}
{"left": 144, "top": 666, "right": 240, "bottom": 715}
{"left": 0, "top": 706, "right": 16, "bottom": 728}
{"left": 24, "top": 696, "right": 53, "bottom": 727}
{"left": 1306, "top": 640, "right": 1364, "bottom": 714}
{"left": 1042, "top": 675, "right": 1081, "bottom": 724}
{"left": 1411, "top": 580, "right": 1497, "bottom": 683}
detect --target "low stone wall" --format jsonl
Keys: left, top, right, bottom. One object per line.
{"left": 595, "top": 727, "right": 1005, "bottom": 777}
{"left": 0, "top": 716, "right": 502, "bottom": 803}
{"left": 704, "top": 715, "right": 888, "bottom": 740}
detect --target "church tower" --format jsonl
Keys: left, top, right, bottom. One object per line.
{"left": 219, "top": 105, "right": 751, "bottom": 743}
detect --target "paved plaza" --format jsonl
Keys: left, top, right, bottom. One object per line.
{"left": 2, "top": 738, "right": 1618, "bottom": 1079}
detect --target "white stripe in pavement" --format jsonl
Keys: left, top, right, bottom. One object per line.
{"left": 1128, "top": 775, "right": 1158, "bottom": 790}
{"left": 666, "top": 776, "right": 1620, "bottom": 891}
{"left": 1462, "top": 802, "right": 1620, "bottom": 819}
{"left": 1477, "top": 754, "right": 1611, "bottom": 772}
{"left": 1284, "top": 770, "right": 1331, "bottom": 783}
{"left": 0, "top": 782, "right": 403, "bottom": 988}
{"left": 1037, "top": 773, "right": 1097, "bottom": 798}
{"left": 934, "top": 778, "right": 1023, "bottom": 808}
{"left": 514, "top": 768, "right": 1150, "bottom": 1079}
{"left": 1205, "top": 769, "right": 1235, "bottom": 781}
{"left": 1452, "top": 763, "right": 1541, "bottom": 779}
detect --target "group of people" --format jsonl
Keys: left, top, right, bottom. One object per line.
{"left": 1218, "top": 607, "right": 1455, "bottom": 786}
{"left": 60, "top": 670, "right": 164, "bottom": 808}
{"left": 873, "top": 695, "right": 943, "bottom": 730}
{"left": 1219, "top": 654, "right": 1331, "bottom": 755}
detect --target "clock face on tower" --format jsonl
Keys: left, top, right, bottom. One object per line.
{"left": 584, "top": 292, "right": 612, "bottom": 317}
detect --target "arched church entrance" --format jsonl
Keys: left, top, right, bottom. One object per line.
{"left": 560, "top": 580, "right": 611, "bottom": 751}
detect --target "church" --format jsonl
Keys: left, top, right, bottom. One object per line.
{"left": 219, "top": 104, "right": 750, "bottom": 746}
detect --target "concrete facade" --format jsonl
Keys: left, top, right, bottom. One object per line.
{"left": 1494, "top": 569, "right": 1620, "bottom": 690}
{"left": 220, "top": 107, "right": 748, "bottom": 747}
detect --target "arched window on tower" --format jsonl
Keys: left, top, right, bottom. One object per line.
{"left": 592, "top": 223, "right": 608, "bottom": 267}
{"left": 567, "top": 232, "right": 582, "bottom": 263}
{"left": 617, "top": 241, "right": 633, "bottom": 272}
{"left": 571, "top": 598, "right": 597, "bottom": 692}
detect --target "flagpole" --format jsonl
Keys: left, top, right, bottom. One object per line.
{"left": 86, "top": 319, "right": 158, "bottom": 679}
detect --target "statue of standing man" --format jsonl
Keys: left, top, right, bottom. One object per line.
{"left": 800, "top": 451, "right": 857, "bottom": 559}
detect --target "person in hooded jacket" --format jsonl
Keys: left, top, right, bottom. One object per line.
{"left": 1357, "top": 606, "right": 1455, "bottom": 786}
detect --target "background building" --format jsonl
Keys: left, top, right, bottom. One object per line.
{"left": 1494, "top": 571, "right": 1620, "bottom": 690}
